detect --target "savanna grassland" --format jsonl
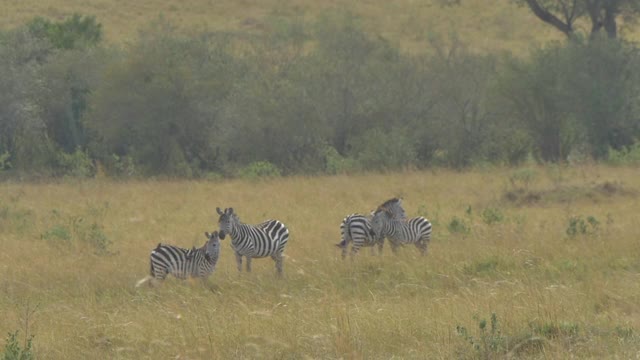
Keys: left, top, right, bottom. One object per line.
{"left": 1, "top": 165, "right": 639, "bottom": 359}
{"left": 1, "top": 0, "right": 566, "bottom": 54}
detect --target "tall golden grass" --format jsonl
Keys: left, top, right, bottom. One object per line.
{"left": 1, "top": 164, "right": 639, "bottom": 358}
{"left": 1, "top": 0, "right": 567, "bottom": 54}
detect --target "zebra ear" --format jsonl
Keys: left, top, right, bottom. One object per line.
{"left": 216, "top": 207, "right": 223, "bottom": 215}
{"left": 205, "top": 232, "right": 211, "bottom": 239}
{"left": 228, "top": 207, "right": 234, "bottom": 214}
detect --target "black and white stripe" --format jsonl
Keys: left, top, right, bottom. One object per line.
{"left": 336, "top": 198, "right": 407, "bottom": 259}
{"left": 336, "top": 213, "right": 381, "bottom": 259}
{"left": 136, "top": 231, "right": 222, "bottom": 287}
{"left": 371, "top": 206, "right": 432, "bottom": 255}
{"left": 217, "top": 207, "right": 289, "bottom": 276}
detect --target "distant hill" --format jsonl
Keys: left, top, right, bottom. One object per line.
{"left": 2, "top": 0, "right": 570, "bottom": 54}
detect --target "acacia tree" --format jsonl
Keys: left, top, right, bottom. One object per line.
{"left": 516, "top": 0, "right": 640, "bottom": 39}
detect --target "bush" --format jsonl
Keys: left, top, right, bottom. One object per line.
{"left": 607, "top": 142, "right": 640, "bottom": 165}
{"left": 2, "top": 330, "right": 34, "bottom": 360}
{"left": 349, "top": 127, "right": 417, "bottom": 171}
{"left": 56, "top": 148, "right": 95, "bottom": 178}
{"left": 239, "top": 161, "right": 282, "bottom": 180}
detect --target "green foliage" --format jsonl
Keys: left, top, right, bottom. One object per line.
{"left": 2, "top": 331, "right": 34, "bottom": 360}
{"left": 509, "top": 168, "right": 537, "bottom": 191}
{"left": 456, "top": 313, "right": 507, "bottom": 358}
{"left": 349, "top": 128, "right": 417, "bottom": 171}
{"left": 324, "top": 146, "right": 357, "bottom": 175}
{"left": 41, "top": 224, "right": 71, "bottom": 242}
{"left": 481, "top": 207, "right": 504, "bottom": 225}
{"left": 108, "top": 154, "right": 136, "bottom": 178}
{"left": 530, "top": 321, "right": 579, "bottom": 339}
{"left": 448, "top": 216, "right": 470, "bottom": 234}
{"left": 607, "top": 142, "right": 640, "bottom": 165}
{"left": 238, "top": 161, "right": 282, "bottom": 180}
{"left": 56, "top": 148, "right": 95, "bottom": 178}
{"left": 27, "top": 14, "right": 102, "bottom": 50}
{"left": 41, "top": 205, "right": 113, "bottom": 255}
{"left": 566, "top": 215, "right": 599, "bottom": 237}
{"left": 0, "top": 152, "right": 11, "bottom": 171}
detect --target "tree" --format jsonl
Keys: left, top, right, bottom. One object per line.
{"left": 515, "top": 0, "right": 640, "bottom": 39}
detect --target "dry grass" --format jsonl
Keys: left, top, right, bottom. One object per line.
{"left": 1, "top": 164, "right": 639, "bottom": 358}
{"left": 1, "top": 0, "right": 569, "bottom": 54}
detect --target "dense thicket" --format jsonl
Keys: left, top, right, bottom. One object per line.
{"left": 1, "top": 13, "right": 639, "bottom": 179}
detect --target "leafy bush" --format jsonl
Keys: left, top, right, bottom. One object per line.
{"left": 27, "top": 14, "right": 102, "bottom": 50}
{"left": 2, "top": 330, "right": 34, "bottom": 360}
{"left": 349, "top": 128, "right": 417, "bottom": 171}
{"left": 566, "top": 215, "right": 599, "bottom": 237}
{"left": 448, "top": 216, "right": 470, "bottom": 234}
{"left": 481, "top": 207, "right": 504, "bottom": 225}
{"left": 239, "top": 161, "right": 282, "bottom": 180}
{"left": 607, "top": 142, "right": 640, "bottom": 165}
{"left": 456, "top": 313, "right": 506, "bottom": 358}
{"left": 56, "top": 148, "right": 95, "bottom": 178}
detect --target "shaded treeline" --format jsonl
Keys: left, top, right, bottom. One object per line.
{"left": 1, "top": 12, "right": 639, "bottom": 179}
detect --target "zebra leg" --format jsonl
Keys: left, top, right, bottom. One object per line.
{"left": 377, "top": 239, "right": 384, "bottom": 256}
{"left": 390, "top": 241, "right": 400, "bottom": 255}
{"left": 416, "top": 240, "right": 428, "bottom": 256}
{"left": 235, "top": 252, "right": 243, "bottom": 272}
{"left": 341, "top": 244, "right": 349, "bottom": 260}
{"left": 350, "top": 245, "right": 361, "bottom": 260}
{"left": 246, "top": 257, "right": 252, "bottom": 272}
{"left": 272, "top": 253, "right": 283, "bottom": 276}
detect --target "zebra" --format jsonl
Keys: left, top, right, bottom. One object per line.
{"left": 136, "top": 231, "right": 223, "bottom": 287}
{"left": 216, "top": 207, "right": 289, "bottom": 276}
{"left": 336, "top": 198, "right": 407, "bottom": 259}
{"left": 335, "top": 213, "right": 380, "bottom": 259}
{"left": 370, "top": 203, "right": 432, "bottom": 256}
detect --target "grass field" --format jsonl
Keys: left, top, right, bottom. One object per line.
{"left": 1, "top": 164, "right": 639, "bottom": 358}
{"left": 1, "top": 0, "right": 569, "bottom": 54}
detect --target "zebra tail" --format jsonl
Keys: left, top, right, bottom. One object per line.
{"left": 335, "top": 239, "right": 347, "bottom": 248}
{"left": 135, "top": 276, "right": 153, "bottom": 288}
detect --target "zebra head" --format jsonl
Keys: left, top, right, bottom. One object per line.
{"left": 216, "top": 207, "right": 238, "bottom": 238}
{"left": 204, "top": 231, "right": 222, "bottom": 261}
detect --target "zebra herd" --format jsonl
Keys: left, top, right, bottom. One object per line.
{"left": 136, "top": 198, "right": 432, "bottom": 286}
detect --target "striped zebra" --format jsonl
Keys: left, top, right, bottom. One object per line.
{"left": 370, "top": 204, "right": 432, "bottom": 255}
{"left": 335, "top": 213, "right": 380, "bottom": 259}
{"left": 336, "top": 198, "right": 407, "bottom": 259}
{"left": 216, "top": 207, "right": 289, "bottom": 276}
{"left": 136, "top": 231, "right": 223, "bottom": 287}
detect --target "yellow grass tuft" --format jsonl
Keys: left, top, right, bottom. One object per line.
{"left": 1, "top": 164, "right": 639, "bottom": 358}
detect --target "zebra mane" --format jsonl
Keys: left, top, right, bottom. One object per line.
{"left": 375, "top": 197, "right": 406, "bottom": 220}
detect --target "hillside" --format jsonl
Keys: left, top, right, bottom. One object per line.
{"left": 2, "top": 0, "right": 567, "bottom": 54}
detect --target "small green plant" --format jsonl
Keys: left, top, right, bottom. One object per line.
{"left": 448, "top": 216, "right": 470, "bottom": 234}
{"left": 56, "top": 148, "right": 95, "bottom": 178}
{"left": 324, "top": 146, "right": 356, "bottom": 175}
{"left": 481, "top": 207, "right": 504, "bottom": 225}
{"left": 456, "top": 313, "right": 506, "bottom": 359}
{"left": 111, "top": 154, "right": 136, "bottom": 178}
{"left": 2, "top": 331, "right": 34, "bottom": 360}
{"left": 530, "top": 321, "right": 579, "bottom": 339}
{"left": 566, "top": 215, "right": 599, "bottom": 237}
{"left": 607, "top": 142, "right": 640, "bottom": 165}
{"left": 239, "top": 161, "right": 282, "bottom": 180}
{"left": 41, "top": 225, "right": 71, "bottom": 241}
{"left": 0, "top": 151, "right": 11, "bottom": 171}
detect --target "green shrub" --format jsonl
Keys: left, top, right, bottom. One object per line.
{"left": 56, "top": 148, "right": 95, "bottom": 178}
{"left": 566, "top": 215, "right": 599, "bottom": 237}
{"left": 481, "top": 207, "right": 504, "bottom": 225}
{"left": 2, "top": 330, "right": 34, "bottom": 360}
{"left": 607, "top": 142, "right": 640, "bottom": 165}
{"left": 448, "top": 216, "right": 470, "bottom": 234}
{"left": 239, "top": 161, "right": 282, "bottom": 180}
{"left": 349, "top": 127, "right": 417, "bottom": 171}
